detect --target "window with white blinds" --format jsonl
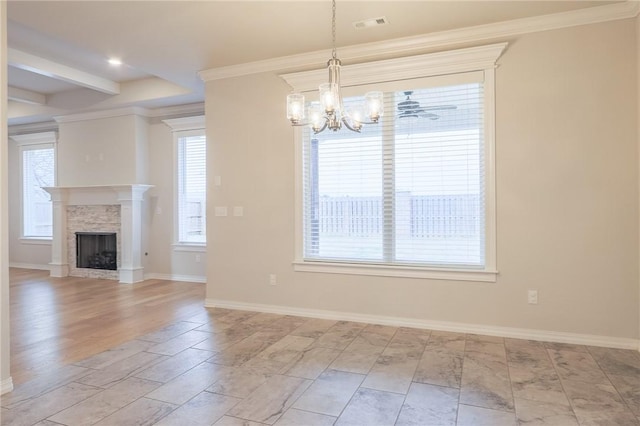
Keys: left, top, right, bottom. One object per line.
{"left": 302, "top": 81, "right": 485, "bottom": 269}
{"left": 177, "top": 132, "right": 207, "bottom": 244}
{"left": 22, "top": 144, "right": 55, "bottom": 238}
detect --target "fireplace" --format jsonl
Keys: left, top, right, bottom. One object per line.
{"left": 76, "top": 232, "right": 117, "bottom": 271}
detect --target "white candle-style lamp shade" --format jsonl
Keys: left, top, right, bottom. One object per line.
{"left": 365, "top": 91, "right": 384, "bottom": 122}
{"left": 287, "top": 94, "right": 305, "bottom": 124}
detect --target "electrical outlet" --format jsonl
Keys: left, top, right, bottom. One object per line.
{"left": 195, "top": 254, "right": 201, "bottom": 263}
{"left": 269, "top": 274, "right": 277, "bottom": 285}
{"left": 527, "top": 290, "right": 538, "bottom": 305}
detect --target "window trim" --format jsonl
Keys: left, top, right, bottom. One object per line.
{"left": 282, "top": 43, "right": 506, "bottom": 282}
{"left": 162, "top": 116, "right": 207, "bottom": 249}
{"left": 11, "top": 131, "right": 57, "bottom": 241}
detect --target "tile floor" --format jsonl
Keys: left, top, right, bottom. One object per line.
{"left": 1, "top": 308, "right": 639, "bottom": 426}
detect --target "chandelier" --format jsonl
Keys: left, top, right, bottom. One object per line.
{"left": 286, "top": 0, "right": 383, "bottom": 134}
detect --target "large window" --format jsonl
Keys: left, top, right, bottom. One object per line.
{"left": 303, "top": 84, "right": 484, "bottom": 268}
{"left": 13, "top": 132, "right": 57, "bottom": 239}
{"left": 285, "top": 44, "right": 503, "bottom": 281}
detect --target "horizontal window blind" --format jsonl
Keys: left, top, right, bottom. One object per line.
{"left": 22, "top": 146, "right": 55, "bottom": 238}
{"left": 302, "top": 81, "right": 485, "bottom": 268}
{"left": 177, "top": 133, "right": 207, "bottom": 244}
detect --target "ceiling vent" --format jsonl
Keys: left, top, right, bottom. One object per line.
{"left": 353, "top": 16, "right": 389, "bottom": 29}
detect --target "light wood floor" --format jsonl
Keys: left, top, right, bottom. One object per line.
{"left": 9, "top": 268, "right": 206, "bottom": 385}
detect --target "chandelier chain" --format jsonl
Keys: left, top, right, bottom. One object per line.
{"left": 331, "top": 0, "right": 337, "bottom": 59}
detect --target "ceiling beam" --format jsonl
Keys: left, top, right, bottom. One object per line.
{"left": 8, "top": 48, "right": 120, "bottom": 95}
{"left": 8, "top": 86, "right": 46, "bottom": 105}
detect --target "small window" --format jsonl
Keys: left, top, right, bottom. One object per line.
{"left": 177, "top": 132, "right": 207, "bottom": 244}
{"left": 12, "top": 132, "right": 57, "bottom": 240}
{"left": 163, "top": 116, "right": 207, "bottom": 247}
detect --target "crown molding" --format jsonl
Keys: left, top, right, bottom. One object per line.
{"left": 54, "top": 106, "right": 150, "bottom": 123}
{"left": 148, "top": 102, "right": 205, "bottom": 118}
{"left": 199, "top": 0, "right": 640, "bottom": 82}
{"left": 8, "top": 121, "right": 58, "bottom": 136}
{"left": 281, "top": 42, "right": 507, "bottom": 92}
{"left": 10, "top": 130, "right": 57, "bottom": 145}
{"left": 162, "top": 115, "right": 205, "bottom": 132}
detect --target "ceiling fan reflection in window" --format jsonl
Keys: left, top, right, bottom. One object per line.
{"left": 397, "top": 91, "right": 457, "bottom": 120}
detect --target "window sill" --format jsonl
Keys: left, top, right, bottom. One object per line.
{"left": 293, "top": 260, "right": 497, "bottom": 282}
{"left": 172, "top": 244, "right": 207, "bottom": 253}
{"left": 20, "top": 238, "right": 52, "bottom": 245}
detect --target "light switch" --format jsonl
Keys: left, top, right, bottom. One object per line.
{"left": 214, "top": 176, "right": 222, "bottom": 186}
{"left": 214, "top": 206, "right": 228, "bottom": 217}
{"left": 233, "top": 206, "right": 244, "bottom": 217}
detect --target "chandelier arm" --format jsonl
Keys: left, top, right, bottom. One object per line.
{"left": 341, "top": 117, "right": 362, "bottom": 133}
{"left": 313, "top": 121, "right": 329, "bottom": 134}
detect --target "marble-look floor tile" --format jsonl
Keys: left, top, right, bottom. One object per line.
{"left": 135, "top": 348, "right": 213, "bottom": 383}
{"left": 76, "top": 351, "right": 167, "bottom": 388}
{"left": 425, "top": 330, "right": 466, "bottom": 352}
{"left": 505, "top": 339, "right": 550, "bottom": 369}
{"left": 465, "top": 340, "right": 508, "bottom": 362}
{"left": 239, "top": 312, "right": 284, "bottom": 329}
{"left": 334, "top": 388, "right": 404, "bottom": 426}
{"left": 293, "top": 369, "right": 364, "bottom": 416}
{"left": 197, "top": 311, "right": 260, "bottom": 333}
{"left": 1, "top": 382, "right": 100, "bottom": 426}
{"left": 193, "top": 325, "right": 256, "bottom": 353}
{"left": 73, "top": 339, "right": 153, "bottom": 370}
{"left": 283, "top": 346, "right": 342, "bottom": 380}
{"left": 206, "top": 366, "right": 271, "bottom": 398}
{"left": 273, "top": 409, "right": 336, "bottom": 426}
{"left": 329, "top": 336, "right": 385, "bottom": 374}
{"left": 137, "top": 321, "right": 202, "bottom": 343}
{"left": 387, "top": 327, "right": 430, "bottom": 353}
{"left": 0, "top": 364, "right": 91, "bottom": 409}
{"left": 456, "top": 404, "right": 516, "bottom": 426}
{"left": 356, "top": 324, "right": 397, "bottom": 347}
{"left": 543, "top": 342, "right": 588, "bottom": 353}
{"left": 509, "top": 364, "right": 570, "bottom": 406}
{"left": 414, "top": 347, "right": 463, "bottom": 388}
{"left": 226, "top": 375, "right": 312, "bottom": 425}
{"left": 460, "top": 352, "right": 514, "bottom": 412}
{"left": 210, "top": 332, "right": 285, "bottom": 367}
{"left": 154, "top": 391, "right": 241, "bottom": 426}
{"left": 467, "top": 333, "right": 505, "bottom": 344}
{"left": 93, "top": 397, "right": 177, "bottom": 426}
{"left": 608, "top": 373, "right": 640, "bottom": 416}
{"left": 290, "top": 318, "right": 337, "bottom": 339}
{"left": 256, "top": 335, "right": 315, "bottom": 363}
{"left": 514, "top": 398, "right": 578, "bottom": 426}
{"left": 395, "top": 382, "right": 458, "bottom": 426}
{"left": 146, "top": 361, "right": 233, "bottom": 405}
{"left": 146, "top": 330, "right": 212, "bottom": 356}
{"left": 213, "top": 416, "right": 266, "bottom": 426}
{"left": 562, "top": 378, "right": 637, "bottom": 425}
{"left": 361, "top": 346, "right": 421, "bottom": 394}
{"left": 48, "top": 377, "right": 161, "bottom": 425}
{"left": 313, "top": 321, "right": 366, "bottom": 350}
{"left": 588, "top": 346, "right": 640, "bottom": 377}
{"left": 548, "top": 349, "right": 610, "bottom": 385}
{"left": 259, "top": 316, "right": 310, "bottom": 335}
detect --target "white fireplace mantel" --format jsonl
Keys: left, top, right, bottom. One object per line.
{"left": 43, "top": 184, "right": 153, "bottom": 284}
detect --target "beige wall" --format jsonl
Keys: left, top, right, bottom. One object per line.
{"left": 57, "top": 115, "right": 148, "bottom": 187}
{"left": 206, "top": 19, "right": 639, "bottom": 340}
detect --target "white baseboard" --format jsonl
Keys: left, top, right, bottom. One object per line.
{"left": 0, "top": 377, "right": 13, "bottom": 395}
{"left": 9, "top": 262, "right": 50, "bottom": 271}
{"left": 144, "top": 273, "right": 206, "bottom": 284}
{"left": 205, "top": 298, "right": 640, "bottom": 351}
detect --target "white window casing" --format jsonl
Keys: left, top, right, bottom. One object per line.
{"left": 281, "top": 43, "right": 506, "bottom": 282}
{"left": 163, "top": 116, "right": 207, "bottom": 249}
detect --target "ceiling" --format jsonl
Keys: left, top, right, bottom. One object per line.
{"left": 6, "top": 0, "right": 624, "bottom": 126}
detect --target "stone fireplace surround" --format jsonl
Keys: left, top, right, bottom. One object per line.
{"left": 44, "top": 185, "right": 152, "bottom": 284}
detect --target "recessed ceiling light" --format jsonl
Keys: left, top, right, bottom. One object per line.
{"left": 353, "top": 16, "right": 389, "bottom": 29}
{"left": 108, "top": 58, "right": 122, "bottom": 66}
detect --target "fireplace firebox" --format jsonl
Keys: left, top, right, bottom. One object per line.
{"left": 76, "top": 232, "right": 117, "bottom": 270}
